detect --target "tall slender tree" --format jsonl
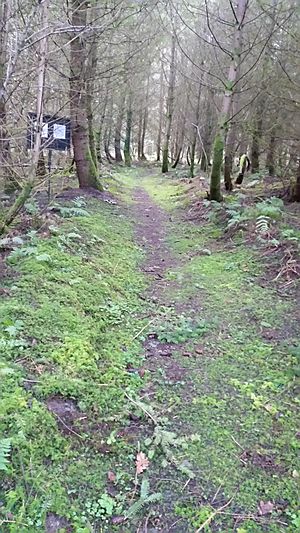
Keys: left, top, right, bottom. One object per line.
{"left": 162, "top": 34, "right": 176, "bottom": 173}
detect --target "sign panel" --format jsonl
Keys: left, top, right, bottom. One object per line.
{"left": 27, "top": 113, "right": 71, "bottom": 151}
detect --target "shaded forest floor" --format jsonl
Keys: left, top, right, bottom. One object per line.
{"left": 0, "top": 169, "right": 299, "bottom": 532}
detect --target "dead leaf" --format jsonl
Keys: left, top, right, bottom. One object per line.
{"left": 107, "top": 471, "right": 116, "bottom": 482}
{"left": 138, "top": 367, "right": 146, "bottom": 378}
{"left": 258, "top": 500, "right": 274, "bottom": 515}
{"left": 136, "top": 451, "right": 149, "bottom": 474}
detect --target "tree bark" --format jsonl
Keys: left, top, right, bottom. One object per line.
{"left": 137, "top": 111, "right": 143, "bottom": 160}
{"left": 86, "top": 37, "right": 99, "bottom": 176}
{"left": 251, "top": 108, "right": 263, "bottom": 173}
{"left": 209, "top": 0, "right": 248, "bottom": 201}
{"left": 0, "top": 0, "right": 19, "bottom": 192}
{"left": 70, "top": 0, "right": 99, "bottom": 189}
{"left": 162, "top": 34, "right": 176, "bottom": 173}
{"left": 156, "top": 61, "right": 164, "bottom": 161}
{"left": 124, "top": 93, "right": 132, "bottom": 167}
{"left": 114, "top": 93, "right": 125, "bottom": 163}
{"left": 266, "top": 133, "right": 276, "bottom": 176}
{"left": 190, "top": 83, "right": 202, "bottom": 178}
{"left": 224, "top": 113, "right": 237, "bottom": 191}
{"left": 294, "top": 160, "right": 300, "bottom": 202}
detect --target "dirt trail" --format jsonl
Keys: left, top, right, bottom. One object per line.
{"left": 131, "top": 187, "right": 199, "bottom": 531}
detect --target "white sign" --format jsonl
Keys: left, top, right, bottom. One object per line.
{"left": 53, "top": 124, "right": 66, "bottom": 139}
{"left": 42, "top": 123, "right": 48, "bottom": 138}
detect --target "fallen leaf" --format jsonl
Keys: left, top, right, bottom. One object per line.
{"left": 138, "top": 367, "right": 146, "bottom": 378}
{"left": 258, "top": 500, "right": 274, "bottom": 515}
{"left": 107, "top": 471, "right": 116, "bottom": 482}
{"left": 136, "top": 451, "right": 149, "bottom": 474}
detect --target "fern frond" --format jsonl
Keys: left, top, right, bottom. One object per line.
{"left": 256, "top": 215, "right": 270, "bottom": 235}
{"left": 146, "top": 492, "right": 162, "bottom": 504}
{"left": 140, "top": 477, "right": 150, "bottom": 499}
{"left": 0, "top": 438, "right": 11, "bottom": 471}
{"left": 125, "top": 498, "right": 146, "bottom": 519}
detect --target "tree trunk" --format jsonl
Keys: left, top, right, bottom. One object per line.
{"left": 0, "top": 0, "right": 48, "bottom": 234}
{"left": 224, "top": 112, "right": 237, "bottom": 191}
{"left": 86, "top": 37, "right": 99, "bottom": 176}
{"left": 0, "top": 0, "right": 19, "bottom": 192}
{"left": 156, "top": 61, "right": 164, "bottom": 161}
{"left": 114, "top": 93, "right": 125, "bottom": 162}
{"left": 124, "top": 93, "right": 132, "bottom": 167}
{"left": 224, "top": 77, "right": 242, "bottom": 191}
{"left": 209, "top": 0, "right": 248, "bottom": 201}
{"left": 190, "top": 83, "right": 202, "bottom": 178}
{"left": 96, "top": 76, "right": 111, "bottom": 163}
{"left": 137, "top": 111, "right": 143, "bottom": 160}
{"left": 141, "top": 107, "right": 148, "bottom": 160}
{"left": 162, "top": 34, "right": 176, "bottom": 173}
{"left": 294, "top": 160, "right": 300, "bottom": 202}
{"left": 266, "top": 133, "right": 276, "bottom": 176}
{"left": 251, "top": 110, "right": 263, "bottom": 173}
{"left": 70, "top": 0, "right": 99, "bottom": 189}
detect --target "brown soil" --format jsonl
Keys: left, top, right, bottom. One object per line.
{"left": 129, "top": 188, "right": 203, "bottom": 532}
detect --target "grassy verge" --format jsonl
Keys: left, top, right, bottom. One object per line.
{"left": 138, "top": 173, "right": 300, "bottom": 532}
{"left": 0, "top": 195, "right": 147, "bottom": 531}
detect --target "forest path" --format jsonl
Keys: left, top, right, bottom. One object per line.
{"left": 124, "top": 173, "right": 299, "bottom": 532}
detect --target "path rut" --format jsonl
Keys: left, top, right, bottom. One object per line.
{"left": 131, "top": 187, "right": 201, "bottom": 532}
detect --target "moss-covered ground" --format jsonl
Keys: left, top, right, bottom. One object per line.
{"left": 0, "top": 170, "right": 299, "bottom": 532}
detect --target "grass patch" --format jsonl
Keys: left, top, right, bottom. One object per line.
{"left": 0, "top": 197, "right": 147, "bottom": 531}
{"left": 139, "top": 172, "right": 299, "bottom": 531}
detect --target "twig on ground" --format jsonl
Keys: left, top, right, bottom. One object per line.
{"left": 231, "top": 434, "right": 245, "bottom": 451}
{"left": 182, "top": 478, "right": 191, "bottom": 492}
{"left": 211, "top": 484, "right": 222, "bottom": 503}
{"left": 53, "top": 413, "right": 84, "bottom": 439}
{"left": 195, "top": 497, "right": 234, "bottom": 532}
{"left": 124, "top": 392, "right": 158, "bottom": 425}
{"left": 131, "top": 319, "right": 155, "bottom": 343}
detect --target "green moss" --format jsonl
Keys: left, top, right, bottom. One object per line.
{"left": 138, "top": 173, "right": 299, "bottom": 531}
{"left": 0, "top": 196, "right": 147, "bottom": 530}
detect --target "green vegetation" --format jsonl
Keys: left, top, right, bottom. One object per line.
{"left": 0, "top": 196, "right": 147, "bottom": 531}
{"left": 138, "top": 172, "right": 299, "bottom": 532}
{"left": 0, "top": 170, "right": 299, "bottom": 532}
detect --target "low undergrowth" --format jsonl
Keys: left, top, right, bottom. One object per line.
{"left": 0, "top": 196, "right": 148, "bottom": 531}
{"left": 136, "top": 173, "right": 300, "bottom": 532}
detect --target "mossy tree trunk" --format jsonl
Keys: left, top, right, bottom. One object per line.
{"left": 124, "top": 94, "right": 132, "bottom": 167}
{"left": 162, "top": 34, "right": 176, "bottom": 173}
{"left": 86, "top": 36, "right": 102, "bottom": 189}
{"left": 209, "top": 0, "right": 248, "bottom": 201}
{"left": 70, "top": 0, "right": 99, "bottom": 189}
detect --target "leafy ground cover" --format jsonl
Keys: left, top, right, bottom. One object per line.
{"left": 0, "top": 171, "right": 299, "bottom": 532}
